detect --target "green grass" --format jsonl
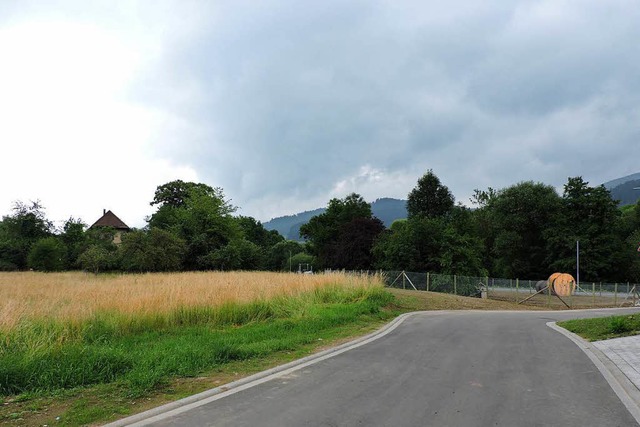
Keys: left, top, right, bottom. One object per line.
{"left": 1, "top": 286, "right": 532, "bottom": 426}
{"left": 0, "top": 286, "right": 393, "bottom": 397}
{"left": 558, "top": 314, "right": 640, "bottom": 341}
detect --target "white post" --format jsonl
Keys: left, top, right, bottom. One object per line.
{"left": 576, "top": 240, "right": 580, "bottom": 289}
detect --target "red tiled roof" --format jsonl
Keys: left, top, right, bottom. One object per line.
{"left": 90, "top": 210, "right": 130, "bottom": 230}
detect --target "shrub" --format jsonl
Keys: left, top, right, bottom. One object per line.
{"left": 610, "top": 317, "right": 630, "bottom": 334}
{"left": 78, "top": 246, "right": 117, "bottom": 274}
{"left": 27, "top": 237, "right": 66, "bottom": 271}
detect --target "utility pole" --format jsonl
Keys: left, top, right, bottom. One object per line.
{"left": 576, "top": 240, "right": 580, "bottom": 289}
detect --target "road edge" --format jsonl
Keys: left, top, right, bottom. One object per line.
{"left": 104, "top": 311, "right": 424, "bottom": 427}
{"left": 547, "top": 321, "right": 640, "bottom": 425}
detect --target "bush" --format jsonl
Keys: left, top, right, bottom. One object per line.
{"left": 610, "top": 317, "right": 631, "bottom": 334}
{"left": 78, "top": 246, "right": 117, "bottom": 274}
{"left": 27, "top": 237, "right": 66, "bottom": 271}
{"left": 201, "top": 239, "right": 264, "bottom": 271}
{"left": 119, "top": 229, "right": 185, "bottom": 272}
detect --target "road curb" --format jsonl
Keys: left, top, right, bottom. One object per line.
{"left": 104, "top": 311, "right": 423, "bottom": 426}
{"left": 547, "top": 321, "right": 640, "bottom": 425}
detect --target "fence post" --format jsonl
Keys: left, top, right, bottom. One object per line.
{"left": 547, "top": 280, "right": 551, "bottom": 308}
{"left": 615, "top": 283, "right": 618, "bottom": 306}
{"left": 486, "top": 277, "right": 489, "bottom": 298}
{"left": 516, "top": 278, "right": 519, "bottom": 300}
{"left": 427, "top": 272, "right": 430, "bottom": 292}
{"left": 592, "top": 282, "right": 595, "bottom": 307}
{"left": 529, "top": 279, "right": 532, "bottom": 294}
{"left": 569, "top": 280, "right": 572, "bottom": 308}
{"left": 402, "top": 272, "right": 406, "bottom": 290}
{"left": 454, "top": 275, "right": 457, "bottom": 295}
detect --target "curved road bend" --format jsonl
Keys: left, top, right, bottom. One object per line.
{"left": 146, "top": 309, "right": 640, "bottom": 427}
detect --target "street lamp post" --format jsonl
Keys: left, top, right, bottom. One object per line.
{"left": 577, "top": 240, "right": 580, "bottom": 290}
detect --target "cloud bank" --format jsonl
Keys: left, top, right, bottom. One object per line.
{"left": 1, "top": 0, "right": 638, "bottom": 226}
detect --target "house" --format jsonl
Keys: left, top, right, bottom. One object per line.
{"left": 89, "top": 209, "right": 131, "bottom": 244}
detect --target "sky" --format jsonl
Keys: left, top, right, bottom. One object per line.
{"left": 1, "top": 0, "right": 639, "bottom": 229}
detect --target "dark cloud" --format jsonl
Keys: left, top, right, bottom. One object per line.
{"left": 129, "top": 0, "right": 640, "bottom": 220}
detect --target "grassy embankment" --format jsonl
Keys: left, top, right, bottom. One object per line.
{"left": 0, "top": 271, "right": 395, "bottom": 425}
{"left": 558, "top": 314, "right": 640, "bottom": 341}
{"left": 1, "top": 272, "right": 533, "bottom": 426}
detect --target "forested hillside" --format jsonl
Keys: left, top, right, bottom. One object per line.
{"left": 609, "top": 179, "right": 640, "bottom": 206}
{"left": 264, "top": 198, "right": 407, "bottom": 240}
{"left": 603, "top": 172, "right": 640, "bottom": 206}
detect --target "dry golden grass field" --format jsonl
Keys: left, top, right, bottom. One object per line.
{"left": 0, "top": 271, "right": 384, "bottom": 333}
{"left": 0, "top": 271, "right": 391, "bottom": 426}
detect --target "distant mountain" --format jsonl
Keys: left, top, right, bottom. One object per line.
{"left": 609, "top": 179, "right": 640, "bottom": 206}
{"left": 603, "top": 172, "right": 640, "bottom": 190}
{"left": 370, "top": 198, "right": 408, "bottom": 226}
{"left": 264, "top": 198, "right": 407, "bottom": 241}
{"left": 263, "top": 208, "right": 325, "bottom": 241}
{"left": 603, "top": 172, "right": 640, "bottom": 206}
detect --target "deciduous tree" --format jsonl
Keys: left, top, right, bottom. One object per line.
{"left": 0, "top": 201, "right": 53, "bottom": 270}
{"left": 147, "top": 180, "right": 239, "bottom": 270}
{"left": 27, "top": 237, "right": 66, "bottom": 271}
{"left": 484, "top": 181, "right": 561, "bottom": 278}
{"left": 300, "top": 193, "right": 381, "bottom": 269}
{"left": 406, "top": 170, "right": 454, "bottom": 219}
{"left": 546, "top": 177, "right": 624, "bottom": 281}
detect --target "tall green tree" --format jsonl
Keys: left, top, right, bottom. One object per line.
{"left": 485, "top": 181, "right": 561, "bottom": 278}
{"left": 300, "top": 193, "right": 379, "bottom": 269}
{"left": 59, "top": 217, "right": 87, "bottom": 269}
{"left": 546, "top": 177, "right": 624, "bottom": 281}
{"left": 236, "top": 216, "right": 284, "bottom": 248}
{"left": 27, "top": 237, "right": 67, "bottom": 271}
{"left": 406, "top": 170, "right": 455, "bottom": 219}
{"left": 373, "top": 217, "right": 443, "bottom": 272}
{"left": 150, "top": 180, "right": 221, "bottom": 209}
{"left": 623, "top": 230, "right": 640, "bottom": 282}
{"left": 147, "top": 180, "right": 239, "bottom": 270}
{"left": 201, "top": 239, "right": 264, "bottom": 271}
{"left": 329, "top": 217, "right": 385, "bottom": 270}
{"left": 265, "top": 240, "right": 306, "bottom": 271}
{"left": 78, "top": 246, "right": 117, "bottom": 274}
{"left": 373, "top": 208, "right": 485, "bottom": 276}
{"left": 0, "top": 201, "right": 53, "bottom": 270}
{"left": 119, "top": 229, "right": 186, "bottom": 272}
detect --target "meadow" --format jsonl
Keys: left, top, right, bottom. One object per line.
{"left": 0, "top": 271, "right": 392, "bottom": 398}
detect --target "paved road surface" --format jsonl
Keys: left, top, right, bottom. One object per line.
{"left": 145, "top": 309, "right": 640, "bottom": 427}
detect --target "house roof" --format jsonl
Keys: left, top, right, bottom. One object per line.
{"left": 90, "top": 210, "right": 130, "bottom": 230}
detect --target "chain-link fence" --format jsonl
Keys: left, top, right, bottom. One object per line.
{"left": 383, "top": 271, "right": 486, "bottom": 297}
{"left": 380, "top": 270, "right": 640, "bottom": 308}
{"left": 484, "top": 277, "right": 640, "bottom": 308}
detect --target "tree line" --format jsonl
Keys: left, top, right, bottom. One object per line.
{"left": 302, "top": 172, "right": 640, "bottom": 283}
{"left": 0, "top": 181, "right": 311, "bottom": 273}
{"left": 1, "top": 174, "right": 639, "bottom": 282}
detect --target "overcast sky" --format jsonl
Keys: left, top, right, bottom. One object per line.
{"left": 1, "top": 1, "right": 639, "bottom": 229}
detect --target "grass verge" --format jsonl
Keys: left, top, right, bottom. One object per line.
{"left": 558, "top": 314, "right": 640, "bottom": 341}
{"left": 1, "top": 286, "right": 532, "bottom": 426}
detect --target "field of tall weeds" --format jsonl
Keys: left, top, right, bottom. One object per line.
{"left": 0, "top": 271, "right": 391, "bottom": 396}
{"left": 0, "top": 271, "right": 383, "bottom": 330}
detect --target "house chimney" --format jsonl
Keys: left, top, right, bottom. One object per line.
{"left": 103, "top": 209, "right": 106, "bottom": 215}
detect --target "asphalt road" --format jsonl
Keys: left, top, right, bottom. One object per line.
{"left": 145, "top": 309, "right": 640, "bottom": 427}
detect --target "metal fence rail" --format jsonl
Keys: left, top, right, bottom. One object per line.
{"left": 380, "top": 270, "right": 640, "bottom": 308}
